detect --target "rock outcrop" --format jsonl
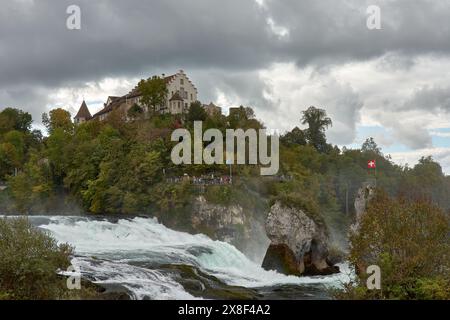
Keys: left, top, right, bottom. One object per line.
{"left": 351, "top": 182, "right": 375, "bottom": 232}
{"left": 351, "top": 183, "right": 376, "bottom": 274}
{"left": 163, "top": 195, "right": 269, "bottom": 262}
{"left": 262, "top": 201, "right": 339, "bottom": 276}
{"left": 191, "top": 196, "right": 249, "bottom": 243}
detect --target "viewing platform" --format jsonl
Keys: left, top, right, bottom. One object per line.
{"left": 166, "top": 175, "right": 232, "bottom": 186}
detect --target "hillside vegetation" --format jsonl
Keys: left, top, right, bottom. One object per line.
{"left": 0, "top": 103, "right": 449, "bottom": 299}
{"left": 1, "top": 105, "right": 448, "bottom": 224}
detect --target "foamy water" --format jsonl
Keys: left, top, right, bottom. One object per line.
{"left": 28, "top": 216, "right": 353, "bottom": 299}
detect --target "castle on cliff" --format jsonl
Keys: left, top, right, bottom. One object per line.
{"left": 74, "top": 70, "right": 221, "bottom": 124}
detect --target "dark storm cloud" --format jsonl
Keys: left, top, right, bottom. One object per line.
{"left": 266, "top": 0, "right": 450, "bottom": 65}
{"left": 0, "top": 0, "right": 271, "bottom": 87}
{"left": 1, "top": 0, "right": 450, "bottom": 150}
{"left": 404, "top": 85, "right": 450, "bottom": 113}
{"left": 0, "top": 85, "right": 50, "bottom": 122}
{"left": 1, "top": 0, "right": 450, "bottom": 87}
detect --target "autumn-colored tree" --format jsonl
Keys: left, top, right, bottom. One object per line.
{"left": 42, "top": 108, "right": 73, "bottom": 134}
{"left": 340, "top": 190, "right": 450, "bottom": 300}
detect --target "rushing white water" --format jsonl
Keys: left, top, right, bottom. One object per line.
{"left": 31, "top": 216, "right": 352, "bottom": 300}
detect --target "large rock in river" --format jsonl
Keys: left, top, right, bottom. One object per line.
{"left": 262, "top": 201, "right": 339, "bottom": 276}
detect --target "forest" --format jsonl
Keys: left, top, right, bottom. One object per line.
{"left": 0, "top": 104, "right": 448, "bottom": 219}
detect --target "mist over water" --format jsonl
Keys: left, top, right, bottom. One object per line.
{"left": 29, "top": 216, "right": 352, "bottom": 300}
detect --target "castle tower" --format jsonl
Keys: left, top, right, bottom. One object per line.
{"left": 74, "top": 101, "right": 92, "bottom": 124}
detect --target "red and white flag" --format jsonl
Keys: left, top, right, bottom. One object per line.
{"left": 367, "top": 160, "right": 376, "bottom": 169}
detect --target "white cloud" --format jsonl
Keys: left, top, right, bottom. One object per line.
{"left": 47, "top": 77, "right": 138, "bottom": 116}
{"left": 266, "top": 18, "right": 290, "bottom": 39}
{"left": 430, "top": 130, "right": 450, "bottom": 138}
{"left": 390, "top": 147, "right": 450, "bottom": 174}
{"left": 257, "top": 63, "right": 363, "bottom": 144}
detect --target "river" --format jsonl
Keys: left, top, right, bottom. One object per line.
{"left": 27, "top": 216, "right": 352, "bottom": 300}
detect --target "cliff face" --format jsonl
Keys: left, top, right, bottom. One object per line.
{"left": 191, "top": 195, "right": 249, "bottom": 243}
{"left": 351, "top": 183, "right": 376, "bottom": 274}
{"left": 351, "top": 183, "right": 376, "bottom": 233}
{"left": 261, "top": 201, "right": 339, "bottom": 276}
{"left": 191, "top": 196, "right": 269, "bottom": 261}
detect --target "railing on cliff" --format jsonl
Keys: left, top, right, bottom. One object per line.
{"left": 165, "top": 174, "right": 292, "bottom": 186}
{"left": 165, "top": 175, "right": 232, "bottom": 186}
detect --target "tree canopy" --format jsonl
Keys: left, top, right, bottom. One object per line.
{"left": 137, "top": 76, "right": 168, "bottom": 112}
{"left": 301, "top": 106, "right": 332, "bottom": 153}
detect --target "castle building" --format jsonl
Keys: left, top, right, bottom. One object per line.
{"left": 74, "top": 70, "right": 221, "bottom": 123}
{"left": 203, "top": 102, "right": 222, "bottom": 117}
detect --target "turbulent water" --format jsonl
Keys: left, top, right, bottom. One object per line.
{"left": 27, "top": 216, "right": 352, "bottom": 300}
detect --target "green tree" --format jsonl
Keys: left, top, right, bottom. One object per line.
{"left": 0, "top": 108, "right": 32, "bottom": 133}
{"left": 227, "top": 106, "right": 261, "bottom": 130}
{"left": 186, "top": 101, "right": 207, "bottom": 122}
{"left": 127, "top": 103, "right": 144, "bottom": 119}
{"left": 0, "top": 217, "right": 73, "bottom": 300}
{"left": 7, "top": 152, "right": 52, "bottom": 213}
{"left": 281, "top": 127, "right": 307, "bottom": 146}
{"left": 301, "top": 106, "right": 332, "bottom": 153}
{"left": 137, "top": 76, "right": 168, "bottom": 112}
{"left": 361, "top": 137, "right": 382, "bottom": 155}
{"left": 0, "top": 143, "right": 19, "bottom": 177}
{"left": 46, "top": 128, "right": 71, "bottom": 181}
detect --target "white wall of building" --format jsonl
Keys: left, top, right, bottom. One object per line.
{"left": 166, "top": 71, "right": 198, "bottom": 113}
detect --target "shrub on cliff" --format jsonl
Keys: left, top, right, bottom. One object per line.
{"left": 0, "top": 217, "right": 74, "bottom": 300}
{"left": 337, "top": 191, "right": 449, "bottom": 300}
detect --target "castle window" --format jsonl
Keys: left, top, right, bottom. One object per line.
{"left": 180, "top": 87, "right": 187, "bottom": 99}
{"left": 180, "top": 79, "right": 184, "bottom": 85}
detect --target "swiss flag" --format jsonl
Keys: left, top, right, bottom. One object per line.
{"left": 368, "top": 160, "right": 376, "bottom": 169}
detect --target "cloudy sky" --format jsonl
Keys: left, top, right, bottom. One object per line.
{"left": 1, "top": 0, "right": 450, "bottom": 173}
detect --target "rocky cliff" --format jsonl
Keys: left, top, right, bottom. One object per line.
{"left": 261, "top": 201, "right": 339, "bottom": 276}
{"left": 351, "top": 182, "right": 376, "bottom": 233}
{"left": 350, "top": 183, "right": 376, "bottom": 274}
{"left": 191, "top": 195, "right": 249, "bottom": 243}
{"left": 191, "top": 196, "right": 269, "bottom": 261}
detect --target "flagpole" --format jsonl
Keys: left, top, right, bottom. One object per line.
{"left": 374, "top": 160, "right": 377, "bottom": 188}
